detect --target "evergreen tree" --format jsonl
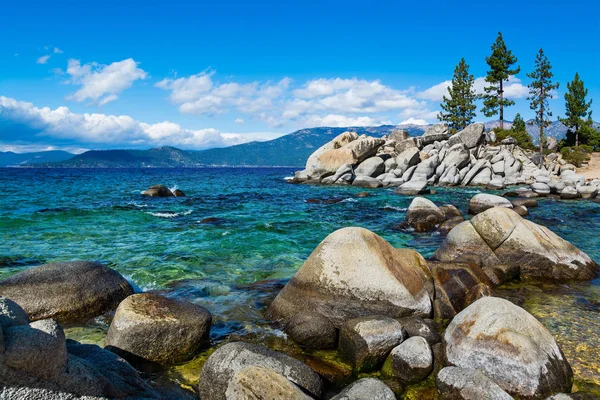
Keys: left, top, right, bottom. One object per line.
{"left": 438, "top": 58, "right": 477, "bottom": 133}
{"left": 527, "top": 49, "right": 559, "bottom": 155}
{"left": 481, "top": 32, "right": 520, "bottom": 130}
{"left": 512, "top": 113, "right": 526, "bottom": 132}
{"left": 559, "top": 72, "right": 592, "bottom": 146}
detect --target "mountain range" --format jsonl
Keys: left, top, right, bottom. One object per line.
{"left": 2, "top": 120, "right": 598, "bottom": 168}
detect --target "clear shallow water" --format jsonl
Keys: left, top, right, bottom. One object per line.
{"left": 1, "top": 168, "right": 599, "bottom": 390}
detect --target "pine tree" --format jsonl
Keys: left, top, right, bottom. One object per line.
{"left": 481, "top": 32, "right": 520, "bottom": 130}
{"left": 559, "top": 72, "right": 592, "bottom": 146}
{"left": 512, "top": 113, "right": 526, "bottom": 132}
{"left": 438, "top": 58, "right": 477, "bottom": 133}
{"left": 527, "top": 49, "right": 559, "bottom": 155}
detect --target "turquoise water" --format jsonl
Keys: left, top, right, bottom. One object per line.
{"left": 1, "top": 167, "right": 599, "bottom": 388}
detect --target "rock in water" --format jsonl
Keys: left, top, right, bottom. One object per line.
{"left": 436, "top": 366, "right": 513, "bottom": 400}
{"left": 304, "top": 131, "right": 359, "bottom": 175}
{"left": 331, "top": 378, "right": 396, "bottom": 400}
{"left": 307, "top": 137, "right": 385, "bottom": 178}
{"left": 405, "top": 197, "right": 445, "bottom": 232}
{"left": 198, "top": 342, "right": 324, "bottom": 400}
{"left": 354, "top": 156, "right": 385, "bottom": 178}
{"left": 286, "top": 311, "right": 338, "bottom": 350}
{"left": 444, "top": 297, "right": 573, "bottom": 399}
{"left": 0, "top": 261, "right": 133, "bottom": 322}
{"left": 268, "top": 228, "right": 432, "bottom": 330}
{"left": 468, "top": 193, "right": 513, "bottom": 215}
{"left": 225, "top": 366, "right": 313, "bottom": 400}
{"left": 434, "top": 208, "right": 598, "bottom": 281}
{"left": 105, "top": 293, "right": 212, "bottom": 365}
{"left": 142, "top": 184, "right": 175, "bottom": 197}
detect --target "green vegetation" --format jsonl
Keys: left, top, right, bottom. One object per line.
{"left": 481, "top": 32, "right": 520, "bottom": 130}
{"left": 560, "top": 145, "right": 592, "bottom": 167}
{"left": 493, "top": 113, "right": 535, "bottom": 150}
{"left": 560, "top": 73, "right": 593, "bottom": 146}
{"left": 527, "top": 48, "right": 559, "bottom": 155}
{"left": 438, "top": 58, "right": 477, "bottom": 133}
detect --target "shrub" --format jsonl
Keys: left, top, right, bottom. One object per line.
{"left": 493, "top": 128, "right": 535, "bottom": 150}
{"left": 560, "top": 146, "right": 591, "bottom": 167}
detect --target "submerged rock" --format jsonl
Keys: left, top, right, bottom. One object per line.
{"left": 198, "top": 342, "right": 324, "bottom": 400}
{"left": 444, "top": 297, "right": 573, "bottom": 399}
{"left": 142, "top": 184, "right": 175, "bottom": 197}
{"left": 434, "top": 207, "right": 598, "bottom": 281}
{"left": 405, "top": 197, "right": 445, "bottom": 232}
{"left": 436, "top": 366, "right": 513, "bottom": 400}
{"left": 0, "top": 261, "right": 133, "bottom": 322}
{"left": 105, "top": 293, "right": 212, "bottom": 365}
{"left": 268, "top": 227, "right": 433, "bottom": 347}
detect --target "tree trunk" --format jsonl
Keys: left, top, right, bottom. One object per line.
{"left": 539, "top": 89, "right": 544, "bottom": 157}
{"left": 575, "top": 124, "right": 579, "bottom": 147}
{"left": 499, "top": 80, "right": 504, "bottom": 130}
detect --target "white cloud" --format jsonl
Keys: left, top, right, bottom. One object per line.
{"left": 0, "top": 96, "right": 283, "bottom": 150}
{"left": 234, "top": 118, "right": 244, "bottom": 124}
{"left": 418, "top": 76, "right": 529, "bottom": 102}
{"left": 65, "top": 58, "right": 147, "bottom": 105}
{"left": 399, "top": 118, "right": 429, "bottom": 125}
{"left": 53, "top": 47, "right": 63, "bottom": 54}
{"left": 0, "top": 143, "right": 88, "bottom": 154}
{"left": 301, "top": 114, "right": 392, "bottom": 128}
{"left": 36, "top": 55, "right": 51, "bottom": 64}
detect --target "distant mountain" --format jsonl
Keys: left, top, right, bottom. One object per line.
{"left": 0, "top": 150, "right": 74, "bottom": 167}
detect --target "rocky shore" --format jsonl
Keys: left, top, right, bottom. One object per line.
{"left": 290, "top": 122, "right": 600, "bottom": 200}
{"left": 0, "top": 190, "right": 598, "bottom": 399}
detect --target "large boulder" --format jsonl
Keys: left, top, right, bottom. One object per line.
{"left": 339, "top": 316, "right": 405, "bottom": 372}
{"left": 434, "top": 208, "right": 598, "bottom": 281}
{"left": 405, "top": 197, "right": 445, "bottom": 232}
{"left": 0, "top": 261, "right": 134, "bottom": 322}
{"left": 449, "top": 123, "right": 485, "bottom": 148}
{"left": 268, "top": 228, "right": 433, "bottom": 342}
{"left": 105, "top": 293, "right": 212, "bottom": 365}
{"left": 444, "top": 297, "right": 573, "bottom": 399}
{"left": 355, "top": 157, "right": 385, "bottom": 177}
{"left": 307, "top": 137, "right": 385, "bottom": 177}
{"left": 142, "top": 184, "right": 174, "bottom": 197}
{"left": 394, "top": 179, "right": 429, "bottom": 196}
{"left": 468, "top": 193, "right": 513, "bottom": 215}
{"left": 386, "top": 336, "right": 433, "bottom": 384}
{"left": 304, "top": 131, "right": 359, "bottom": 174}
{"left": 395, "top": 147, "right": 421, "bottom": 175}
{"left": 198, "top": 342, "right": 324, "bottom": 400}
{"left": 331, "top": 378, "right": 395, "bottom": 400}
{"left": 225, "top": 366, "right": 313, "bottom": 400}
{"left": 436, "top": 366, "right": 513, "bottom": 400}
{"left": 352, "top": 176, "right": 383, "bottom": 188}
{"left": 286, "top": 311, "right": 338, "bottom": 350}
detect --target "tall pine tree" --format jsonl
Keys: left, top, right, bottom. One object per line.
{"left": 481, "top": 32, "right": 520, "bottom": 130}
{"left": 438, "top": 58, "right": 477, "bottom": 133}
{"left": 527, "top": 48, "right": 559, "bottom": 155}
{"left": 559, "top": 72, "right": 592, "bottom": 146}
{"left": 512, "top": 113, "right": 526, "bottom": 132}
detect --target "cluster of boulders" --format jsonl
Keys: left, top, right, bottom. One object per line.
{"left": 291, "top": 122, "right": 600, "bottom": 200}
{"left": 142, "top": 184, "right": 185, "bottom": 197}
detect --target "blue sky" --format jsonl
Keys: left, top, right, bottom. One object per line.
{"left": 0, "top": 0, "right": 598, "bottom": 153}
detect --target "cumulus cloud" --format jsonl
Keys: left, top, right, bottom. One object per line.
{"left": 418, "top": 76, "right": 529, "bottom": 102}
{"left": 36, "top": 55, "right": 51, "bottom": 64}
{"left": 53, "top": 47, "right": 63, "bottom": 54}
{"left": 234, "top": 118, "right": 244, "bottom": 124}
{"left": 65, "top": 58, "right": 147, "bottom": 105}
{"left": 301, "top": 114, "right": 392, "bottom": 128}
{"left": 399, "top": 118, "right": 429, "bottom": 125}
{"left": 0, "top": 96, "right": 283, "bottom": 150}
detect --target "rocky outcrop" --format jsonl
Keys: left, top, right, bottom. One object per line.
{"left": 0, "top": 261, "right": 133, "bottom": 322}
{"left": 0, "top": 298, "right": 159, "bottom": 399}
{"left": 444, "top": 297, "right": 573, "bottom": 399}
{"left": 142, "top": 184, "right": 175, "bottom": 197}
{"left": 105, "top": 293, "right": 212, "bottom": 365}
{"left": 198, "top": 342, "right": 324, "bottom": 400}
{"left": 268, "top": 227, "right": 433, "bottom": 348}
{"left": 434, "top": 207, "right": 598, "bottom": 281}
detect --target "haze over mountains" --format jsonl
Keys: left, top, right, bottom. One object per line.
{"left": 1, "top": 120, "right": 598, "bottom": 168}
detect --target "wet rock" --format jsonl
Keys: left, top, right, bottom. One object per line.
{"left": 439, "top": 204, "right": 463, "bottom": 220}
{"left": 352, "top": 176, "right": 383, "bottom": 188}
{"left": 444, "top": 297, "right": 573, "bottom": 399}
{"left": 198, "top": 342, "right": 324, "bottom": 400}
{"left": 386, "top": 336, "right": 433, "bottom": 384}
{"left": 225, "top": 366, "right": 313, "bottom": 400}
{"left": 286, "top": 312, "right": 337, "bottom": 350}
{"left": 437, "top": 217, "right": 465, "bottom": 236}
{"left": 511, "top": 197, "right": 538, "bottom": 208}
{"left": 531, "top": 182, "right": 551, "bottom": 196}
{"left": 560, "top": 186, "right": 579, "bottom": 200}
{"left": 172, "top": 189, "right": 186, "bottom": 197}
{"left": 142, "top": 184, "right": 175, "bottom": 197}
{"left": 0, "top": 261, "right": 133, "bottom": 322}
{"left": 468, "top": 193, "right": 513, "bottom": 215}
{"left": 268, "top": 228, "right": 433, "bottom": 335}
{"left": 434, "top": 207, "right": 598, "bottom": 281}
{"left": 436, "top": 366, "right": 513, "bottom": 400}
{"left": 405, "top": 197, "right": 445, "bottom": 232}
{"left": 394, "top": 179, "right": 429, "bottom": 195}
{"left": 339, "top": 316, "right": 405, "bottom": 372}
{"left": 105, "top": 293, "right": 211, "bottom": 365}
{"left": 513, "top": 205, "right": 528, "bottom": 216}
{"left": 331, "top": 378, "right": 395, "bottom": 400}
{"left": 398, "top": 317, "right": 441, "bottom": 346}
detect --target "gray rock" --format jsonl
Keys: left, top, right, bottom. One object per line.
{"left": 225, "top": 366, "right": 313, "bottom": 400}
{"left": 286, "top": 311, "right": 337, "bottom": 350}
{"left": 198, "top": 342, "right": 324, "bottom": 400}
{"left": 105, "top": 293, "right": 211, "bottom": 365}
{"left": 531, "top": 182, "right": 551, "bottom": 196}
{"left": 411, "top": 154, "right": 439, "bottom": 182}
{"left": 395, "top": 147, "right": 421, "bottom": 175}
{"left": 394, "top": 180, "right": 429, "bottom": 196}
{"left": 454, "top": 123, "right": 486, "bottom": 148}
{"left": 470, "top": 167, "right": 492, "bottom": 186}
{"left": 331, "top": 378, "right": 395, "bottom": 400}
{"left": 389, "top": 130, "right": 409, "bottom": 143}
{"left": 468, "top": 193, "right": 513, "bottom": 215}
{"left": 513, "top": 205, "right": 528, "bottom": 216}
{"left": 355, "top": 157, "right": 385, "bottom": 178}
{"left": 395, "top": 138, "right": 418, "bottom": 154}
{"left": 424, "top": 123, "right": 449, "bottom": 136}
{"left": 387, "top": 336, "right": 433, "bottom": 383}
{"left": 578, "top": 186, "right": 598, "bottom": 199}
{"left": 444, "top": 297, "right": 573, "bottom": 399}
{"left": 142, "top": 184, "right": 174, "bottom": 197}
{"left": 398, "top": 317, "right": 441, "bottom": 346}
{"left": 0, "top": 296, "right": 30, "bottom": 329}
{"left": 0, "top": 261, "right": 133, "bottom": 323}
{"left": 406, "top": 197, "right": 445, "bottom": 232}
{"left": 339, "top": 316, "right": 405, "bottom": 372}
{"left": 560, "top": 186, "right": 579, "bottom": 200}
{"left": 384, "top": 158, "right": 397, "bottom": 173}
{"left": 436, "top": 366, "right": 513, "bottom": 400}
{"left": 401, "top": 165, "right": 418, "bottom": 181}
{"left": 352, "top": 176, "right": 383, "bottom": 188}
